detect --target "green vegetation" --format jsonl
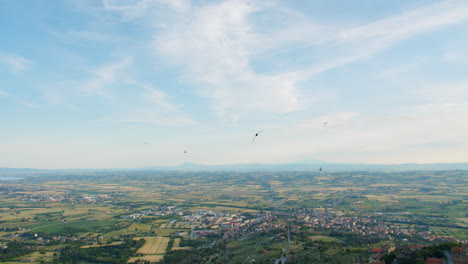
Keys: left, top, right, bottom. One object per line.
{"left": 0, "top": 170, "right": 466, "bottom": 263}
{"left": 52, "top": 238, "right": 145, "bottom": 264}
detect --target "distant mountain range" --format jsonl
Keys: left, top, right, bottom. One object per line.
{"left": 3, "top": 162, "right": 468, "bottom": 173}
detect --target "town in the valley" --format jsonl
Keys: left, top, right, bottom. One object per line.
{"left": 0, "top": 170, "right": 467, "bottom": 263}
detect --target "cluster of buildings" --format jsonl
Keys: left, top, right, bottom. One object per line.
{"left": 173, "top": 209, "right": 465, "bottom": 245}
{"left": 181, "top": 211, "right": 263, "bottom": 239}
{"left": 296, "top": 213, "right": 427, "bottom": 241}
{"left": 7, "top": 191, "right": 114, "bottom": 204}
{"left": 0, "top": 184, "right": 118, "bottom": 204}
{"left": 123, "top": 206, "right": 182, "bottom": 220}
{"left": 141, "top": 206, "right": 181, "bottom": 216}
{"left": 182, "top": 211, "right": 249, "bottom": 229}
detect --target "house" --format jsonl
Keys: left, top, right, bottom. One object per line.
{"left": 424, "top": 257, "right": 443, "bottom": 264}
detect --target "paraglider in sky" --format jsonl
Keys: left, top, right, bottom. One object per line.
{"left": 252, "top": 130, "right": 263, "bottom": 143}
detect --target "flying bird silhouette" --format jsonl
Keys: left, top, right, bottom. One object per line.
{"left": 323, "top": 122, "right": 328, "bottom": 127}
{"left": 252, "top": 130, "right": 263, "bottom": 143}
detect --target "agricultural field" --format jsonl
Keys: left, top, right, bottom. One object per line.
{"left": 170, "top": 238, "right": 191, "bottom": 251}
{"left": 0, "top": 169, "right": 466, "bottom": 263}
{"left": 309, "top": 235, "right": 344, "bottom": 243}
{"left": 135, "top": 236, "right": 170, "bottom": 254}
{"left": 128, "top": 255, "right": 164, "bottom": 263}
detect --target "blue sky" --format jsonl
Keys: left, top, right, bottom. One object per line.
{"left": 2, "top": 0, "right": 468, "bottom": 169}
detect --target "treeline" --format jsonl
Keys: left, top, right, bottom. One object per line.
{"left": 51, "top": 238, "right": 145, "bottom": 264}
{"left": 0, "top": 241, "right": 35, "bottom": 261}
{"left": 162, "top": 238, "right": 226, "bottom": 264}
{"left": 382, "top": 242, "right": 459, "bottom": 264}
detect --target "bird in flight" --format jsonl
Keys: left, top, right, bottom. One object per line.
{"left": 252, "top": 130, "right": 263, "bottom": 143}
{"left": 319, "top": 167, "right": 322, "bottom": 171}
{"left": 323, "top": 122, "right": 328, "bottom": 127}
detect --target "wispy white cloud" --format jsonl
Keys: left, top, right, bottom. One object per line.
{"left": 11, "top": 98, "right": 39, "bottom": 108}
{"left": 151, "top": 0, "right": 305, "bottom": 121}
{"left": 0, "top": 52, "right": 32, "bottom": 73}
{"left": 441, "top": 44, "right": 468, "bottom": 63}
{"left": 442, "top": 51, "right": 465, "bottom": 63}
{"left": 102, "top": 0, "right": 155, "bottom": 19}
{"left": 42, "top": 57, "right": 132, "bottom": 105}
{"left": 375, "top": 61, "right": 422, "bottom": 79}
{"left": 80, "top": 56, "right": 132, "bottom": 97}
{"left": 101, "top": 0, "right": 468, "bottom": 123}
{"left": 102, "top": 80, "right": 199, "bottom": 126}
{"left": 415, "top": 102, "right": 468, "bottom": 113}
{"left": 46, "top": 28, "right": 128, "bottom": 45}
{"left": 42, "top": 56, "right": 197, "bottom": 126}
{"left": 96, "top": 84, "right": 199, "bottom": 126}
{"left": 103, "top": 0, "right": 191, "bottom": 19}
{"left": 0, "top": 90, "right": 38, "bottom": 108}
{"left": 131, "top": 80, "right": 182, "bottom": 112}
{"left": 299, "top": 0, "right": 468, "bottom": 79}
{"left": 416, "top": 82, "right": 468, "bottom": 109}
{"left": 337, "top": 1, "right": 468, "bottom": 43}
{"left": 101, "top": 0, "right": 303, "bottom": 122}
{"left": 412, "top": 82, "right": 468, "bottom": 114}
{"left": 98, "top": 115, "right": 198, "bottom": 126}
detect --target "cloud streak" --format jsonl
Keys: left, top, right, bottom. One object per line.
{"left": 151, "top": 0, "right": 304, "bottom": 121}
{"left": 41, "top": 57, "right": 133, "bottom": 106}
{"left": 0, "top": 52, "right": 32, "bottom": 73}
{"left": 41, "top": 56, "right": 197, "bottom": 127}
{"left": 298, "top": 0, "right": 468, "bottom": 79}
{"left": 101, "top": 0, "right": 468, "bottom": 124}
{"left": 103, "top": 0, "right": 305, "bottom": 122}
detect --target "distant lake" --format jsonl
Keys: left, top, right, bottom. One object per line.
{"left": 0, "top": 176, "right": 22, "bottom": 181}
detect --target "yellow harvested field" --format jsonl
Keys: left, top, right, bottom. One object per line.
{"left": 171, "top": 238, "right": 191, "bottom": 251}
{"left": 151, "top": 229, "right": 187, "bottom": 236}
{"left": 136, "top": 237, "right": 170, "bottom": 255}
{"left": 63, "top": 210, "right": 89, "bottom": 216}
{"left": 171, "top": 247, "right": 191, "bottom": 250}
{"left": 167, "top": 221, "right": 175, "bottom": 228}
{"left": 128, "top": 255, "right": 164, "bottom": 263}
{"left": 80, "top": 241, "right": 124, "bottom": 248}
{"left": 156, "top": 237, "right": 169, "bottom": 254}
{"left": 128, "top": 223, "right": 152, "bottom": 232}
{"left": 172, "top": 238, "right": 180, "bottom": 248}
{"left": 365, "top": 195, "right": 398, "bottom": 202}
{"left": 151, "top": 219, "right": 168, "bottom": 224}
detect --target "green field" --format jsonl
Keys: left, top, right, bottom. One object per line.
{"left": 0, "top": 170, "right": 466, "bottom": 263}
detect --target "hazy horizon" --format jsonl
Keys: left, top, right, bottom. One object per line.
{"left": 2, "top": 0, "right": 468, "bottom": 169}
{"left": 4, "top": 160, "right": 468, "bottom": 171}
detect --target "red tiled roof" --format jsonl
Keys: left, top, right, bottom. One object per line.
{"left": 452, "top": 247, "right": 465, "bottom": 253}
{"left": 425, "top": 257, "right": 443, "bottom": 264}
{"left": 371, "top": 248, "right": 385, "bottom": 253}
{"left": 371, "top": 253, "right": 384, "bottom": 260}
